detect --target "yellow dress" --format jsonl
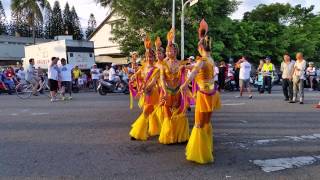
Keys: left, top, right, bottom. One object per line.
{"left": 152, "top": 60, "right": 166, "bottom": 126}
{"left": 129, "top": 66, "right": 161, "bottom": 140}
{"left": 158, "top": 60, "right": 189, "bottom": 144}
{"left": 186, "top": 57, "right": 221, "bottom": 164}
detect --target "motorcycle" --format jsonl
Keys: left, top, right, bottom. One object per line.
{"left": 97, "top": 75, "right": 129, "bottom": 95}
{"left": 224, "top": 75, "right": 236, "bottom": 91}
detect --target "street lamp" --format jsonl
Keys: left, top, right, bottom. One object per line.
{"left": 181, "top": 0, "right": 198, "bottom": 60}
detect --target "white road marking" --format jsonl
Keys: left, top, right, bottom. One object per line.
{"left": 252, "top": 155, "right": 320, "bottom": 172}
{"left": 223, "top": 103, "right": 246, "bottom": 106}
{"left": 10, "top": 113, "right": 18, "bottom": 116}
{"left": 20, "top": 109, "right": 29, "bottom": 113}
{"left": 240, "top": 120, "right": 248, "bottom": 123}
{"left": 31, "top": 113, "right": 49, "bottom": 116}
{"left": 255, "top": 134, "right": 320, "bottom": 145}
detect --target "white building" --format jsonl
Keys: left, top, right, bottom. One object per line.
{"left": 0, "top": 35, "right": 51, "bottom": 66}
{"left": 89, "top": 11, "right": 128, "bottom": 64}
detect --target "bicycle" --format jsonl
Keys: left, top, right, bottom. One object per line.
{"left": 15, "top": 79, "right": 51, "bottom": 99}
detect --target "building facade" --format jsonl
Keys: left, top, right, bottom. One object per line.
{"left": 0, "top": 35, "right": 51, "bottom": 66}
{"left": 89, "top": 11, "right": 128, "bottom": 64}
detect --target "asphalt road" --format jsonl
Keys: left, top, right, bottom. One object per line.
{"left": 0, "top": 88, "right": 319, "bottom": 180}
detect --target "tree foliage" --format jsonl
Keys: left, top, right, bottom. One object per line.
{"left": 70, "top": 6, "right": 83, "bottom": 40}
{"left": 98, "top": 1, "right": 320, "bottom": 64}
{"left": 86, "top": 13, "right": 97, "bottom": 39}
{"left": 50, "top": 1, "right": 64, "bottom": 37}
{"left": 0, "top": 0, "right": 7, "bottom": 35}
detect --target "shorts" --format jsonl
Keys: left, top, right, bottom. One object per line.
{"left": 48, "top": 79, "right": 58, "bottom": 91}
{"left": 240, "top": 79, "right": 250, "bottom": 88}
{"left": 61, "top": 81, "right": 71, "bottom": 87}
{"left": 62, "top": 81, "right": 71, "bottom": 91}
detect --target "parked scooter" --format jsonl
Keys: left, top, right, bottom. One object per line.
{"left": 97, "top": 75, "right": 129, "bottom": 95}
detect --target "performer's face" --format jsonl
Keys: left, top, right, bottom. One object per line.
{"left": 156, "top": 51, "right": 165, "bottom": 61}
{"left": 146, "top": 52, "right": 155, "bottom": 63}
{"left": 167, "top": 47, "right": 176, "bottom": 59}
{"left": 131, "top": 54, "right": 137, "bottom": 63}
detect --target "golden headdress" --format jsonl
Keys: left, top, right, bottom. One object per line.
{"left": 155, "top": 36, "right": 165, "bottom": 54}
{"left": 144, "top": 34, "right": 155, "bottom": 57}
{"left": 166, "top": 28, "right": 178, "bottom": 53}
{"left": 198, "top": 19, "right": 209, "bottom": 40}
{"left": 198, "top": 19, "right": 211, "bottom": 51}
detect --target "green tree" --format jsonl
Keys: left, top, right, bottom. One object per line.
{"left": 63, "top": 2, "right": 73, "bottom": 36}
{"left": 8, "top": 11, "right": 31, "bottom": 37}
{"left": 0, "top": 0, "right": 7, "bottom": 35}
{"left": 99, "top": 0, "right": 238, "bottom": 59}
{"left": 86, "top": 13, "right": 97, "bottom": 39}
{"left": 51, "top": 1, "right": 64, "bottom": 37}
{"left": 70, "top": 6, "right": 83, "bottom": 40}
{"left": 44, "top": 3, "right": 53, "bottom": 39}
{"left": 11, "top": 0, "right": 49, "bottom": 43}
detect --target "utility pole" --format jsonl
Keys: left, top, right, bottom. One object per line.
{"left": 172, "top": 0, "right": 176, "bottom": 42}
{"left": 181, "top": 0, "right": 198, "bottom": 60}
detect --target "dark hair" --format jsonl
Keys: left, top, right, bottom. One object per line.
{"left": 198, "top": 35, "right": 211, "bottom": 52}
{"left": 61, "top": 58, "right": 66, "bottom": 61}
{"left": 51, "top": 57, "right": 56, "bottom": 61}
{"left": 29, "top": 58, "right": 34, "bottom": 63}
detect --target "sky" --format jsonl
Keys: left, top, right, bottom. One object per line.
{"left": 2, "top": 0, "right": 320, "bottom": 28}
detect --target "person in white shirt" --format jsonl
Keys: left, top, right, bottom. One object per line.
{"left": 306, "top": 62, "right": 316, "bottom": 91}
{"left": 48, "top": 57, "right": 60, "bottom": 102}
{"left": 214, "top": 63, "right": 219, "bottom": 84}
{"left": 290, "top": 52, "right": 306, "bottom": 104}
{"left": 17, "top": 67, "right": 26, "bottom": 83}
{"left": 59, "top": 58, "right": 73, "bottom": 100}
{"left": 90, "top": 64, "right": 100, "bottom": 92}
{"left": 109, "top": 63, "right": 120, "bottom": 83}
{"left": 237, "top": 56, "right": 252, "bottom": 98}
{"left": 26, "top": 58, "right": 40, "bottom": 95}
{"left": 280, "top": 54, "right": 295, "bottom": 101}
{"left": 102, "top": 65, "right": 109, "bottom": 80}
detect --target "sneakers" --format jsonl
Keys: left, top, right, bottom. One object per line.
{"left": 50, "top": 98, "right": 57, "bottom": 102}
{"left": 299, "top": 98, "right": 304, "bottom": 104}
{"left": 249, "top": 95, "right": 253, "bottom": 99}
{"left": 68, "top": 96, "right": 72, "bottom": 100}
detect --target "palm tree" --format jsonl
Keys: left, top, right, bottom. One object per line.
{"left": 96, "top": 0, "right": 113, "bottom": 7}
{"left": 11, "top": 0, "right": 49, "bottom": 44}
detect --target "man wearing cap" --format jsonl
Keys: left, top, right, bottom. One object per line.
{"left": 90, "top": 64, "right": 100, "bottom": 92}
{"left": 260, "top": 57, "right": 275, "bottom": 94}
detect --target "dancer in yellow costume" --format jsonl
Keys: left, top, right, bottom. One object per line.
{"left": 181, "top": 19, "right": 221, "bottom": 164}
{"left": 129, "top": 35, "right": 161, "bottom": 140}
{"left": 153, "top": 37, "right": 166, "bottom": 125}
{"left": 158, "top": 29, "right": 189, "bottom": 144}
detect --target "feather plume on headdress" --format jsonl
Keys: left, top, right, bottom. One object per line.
{"left": 198, "top": 19, "right": 208, "bottom": 40}
{"left": 144, "top": 34, "right": 152, "bottom": 50}
{"left": 155, "top": 37, "right": 162, "bottom": 51}
{"left": 167, "top": 28, "right": 175, "bottom": 46}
